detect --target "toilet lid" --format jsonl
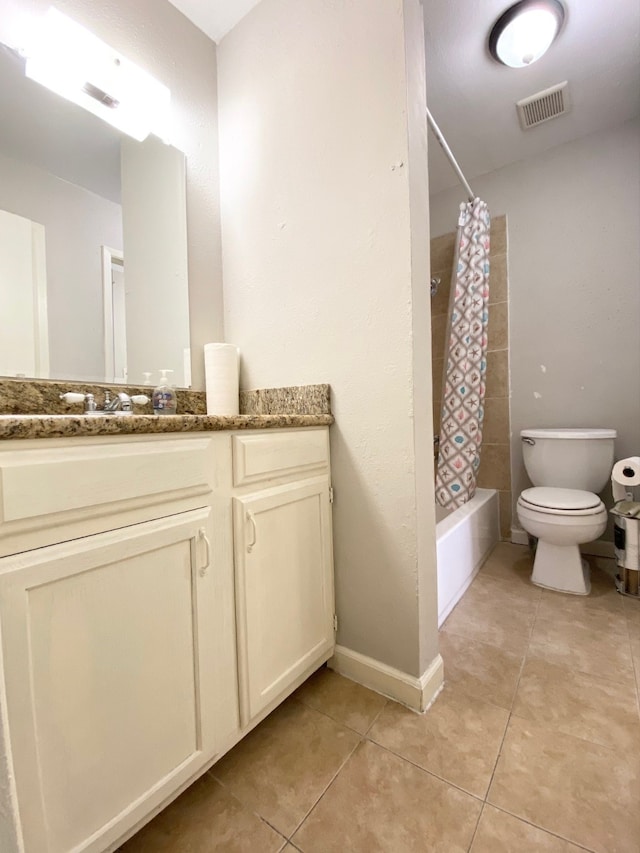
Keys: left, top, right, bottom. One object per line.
{"left": 520, "top": 487, "right": 603, "bottom": 513}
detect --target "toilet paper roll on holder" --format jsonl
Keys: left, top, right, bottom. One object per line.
{"left": 612, "top": 458, "right": 640, "bottom": 502}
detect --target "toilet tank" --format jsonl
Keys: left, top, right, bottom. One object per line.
{"left": 521, "top": 428, "right": 616, "bottom": 492}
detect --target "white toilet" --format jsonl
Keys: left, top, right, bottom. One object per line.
{"left": 516, "top": 428, "right": 616, "bottom": 595}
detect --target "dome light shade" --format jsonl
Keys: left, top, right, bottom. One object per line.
{"left": 489, "top": 0, "right": 565, "bottom": 68}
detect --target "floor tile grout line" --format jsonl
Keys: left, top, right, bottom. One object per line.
{"left": 506, "top": 709, "right": 640, "bottom": 759}
{"left": 441, "top": 625, "right": 529, "bottom": 661}
{"left": 481, "top": 578, "right": 541, "bottom": 801}
{"left": 361, "top": 735, "right": 487, "bottom": 804}
{"left": 441, "top": 545, "right": 538, "bottom": 806}
{"left": 208, "top": 701, "right": 370, "bottom": 844}
{"left": 440, "top": 614, "right": 533, "bottom": 716}
{"left": 507, "top": 562, "right": 640, "bottom": 754}
{"left": 619, "top": 601, "right": 640, "bottom": 712}
{"left": 466, "top": 800, "right": 486, "bottom": 852}
{"left": 206, "top": 771, "right": 290, "bottom": 844}
{"left": 486, "top": 802, "right": 598, "bottom": 853}
{"left": 510, "top": 580, "right": 541, "bottom": 702}
{"left": 482, "top": 708, "right": 512, "bottom": 804}
{"left": 285, "top": 733, "right": 363, "bottom": 844}
{"left": 363, "top": 697, "right": 389, "bottom": 737}
{"left": 524, "top": 661, "right": 638, "bottom": 691}
{"left": 434, "top": 680, "right": 519, "bottom": 717}
{"left": 525, "top": 628, "right": 637, "bottom": 690}
{"left": 477, "top": 554, "right": 634, "bottom": 852}
{"left": 629, "top": 608, "right": 640, "bottom": 702}
{"left": 212, "top": 733, "right": 363, "bottom": 846}
{"left": 475, "top": 560, "right": 597, "bottom": 851}
{"left": 292, "top": 693, "right": 389, "bottom": 739}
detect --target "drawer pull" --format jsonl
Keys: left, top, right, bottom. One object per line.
{"left": 247, "top": 512, "right": 257, "bottom": 553}
{"left": 198, "top": 527, "right": 211, "bottom": 576}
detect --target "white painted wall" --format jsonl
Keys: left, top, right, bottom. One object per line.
{"left": 0, "top": 150, "right": 122, "bottom": 381}
{"left": 430, "top": 119, "right": 640, "bottom": 529}
{"left": 218, "top": 0, "right": 439, "bottom": 677}
{"left": 0, "top": 0, "right": 224, "bottom": 389}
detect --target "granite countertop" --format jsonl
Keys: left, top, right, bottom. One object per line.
{"left": 0, "top": 413, "right": 333, "bottom": 441}
{"left": 0, "top": 383, "right": 333, "bottom": 440}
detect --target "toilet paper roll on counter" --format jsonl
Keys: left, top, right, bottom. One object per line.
{"left": 204, "top": 343, "right": 239, "bottom": 416}
{"left": 611, "top": 456, "right": 640, "bottom": 502}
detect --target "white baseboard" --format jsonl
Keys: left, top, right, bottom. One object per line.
{"left": 511, "top": 527, "right": 529, "bottom": 546}
{"left": 328, "top": 645, "right": 444, "bottom": 713}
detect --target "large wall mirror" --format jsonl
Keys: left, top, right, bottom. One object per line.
{"left": 0, "top": 43, "right": 191, "bottom": 388}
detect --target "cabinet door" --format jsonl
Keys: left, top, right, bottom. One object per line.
{"left": 0, "top": 508, "right": 219, "bottom": 853}
{"left": 233, "top": 476, "right": 334, "bottom": 726}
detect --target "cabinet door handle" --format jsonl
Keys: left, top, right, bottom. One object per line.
{"left": 246, "top": 511, "right": 257, "bottom": 553}
{"left": 198, "top": 527, "right": 211, "bottom": 576}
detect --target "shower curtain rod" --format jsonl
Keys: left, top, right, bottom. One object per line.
{"left": 426, "top": 109, "right": 475, "bottom": 203}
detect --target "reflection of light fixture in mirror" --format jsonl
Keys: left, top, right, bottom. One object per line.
{"left": 489, "top": 0, "right": 565, "bottom": 68}
{"left": 23, "top": 8, "right": 170, "bottom": 141}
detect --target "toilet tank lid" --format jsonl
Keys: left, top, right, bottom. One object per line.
{"left": 521, "top": 428, "right": 617, "bottom": 440}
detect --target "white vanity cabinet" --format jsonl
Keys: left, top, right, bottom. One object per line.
{"left": 0, "top": 509, "right": 219, "bottom": 853}
{"left": 231, "top": 431, "right": 335, "bottom": 727}
{"left": 0, "top": 426, "right": 334, "bottom": 853}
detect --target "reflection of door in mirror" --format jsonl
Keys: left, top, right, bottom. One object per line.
{"left": 102, "top": 246, "right": 127, "bottom": 383}
{"left": 111, "top": 257, "right": 127, "bottom": 384}
{"left": 0, "top": 209, "right": 49, "bottom": 378}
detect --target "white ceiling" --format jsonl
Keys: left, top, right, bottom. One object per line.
{"left": 10, "top": 0, "right": 633, "bottom": 203}
{"left": 424, "top": 0, "right": 640, "bottom": 195}
{"left": 167, "top": 0, "right": 262, "bottom": 43}
{"left": 167, "top": 0, "right": 639, "bottom": 197}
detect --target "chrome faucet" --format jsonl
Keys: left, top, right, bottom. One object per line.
{"left": 103, "top": 391, "right": 133, "bottom": 413}
{"left": 59, "top": 390, "right": 149, "bottom": 414}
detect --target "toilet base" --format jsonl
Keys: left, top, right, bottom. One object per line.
{"left": 530, "top": 541, "right": 591, "bottom": 595}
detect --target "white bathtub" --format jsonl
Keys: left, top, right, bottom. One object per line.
{"left": 436, "top": 488, "right": 500, "bottom": 626}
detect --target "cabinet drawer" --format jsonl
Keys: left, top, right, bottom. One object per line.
{"left": 232, "top": 429, "right": 329, "bottom": 487}
{"left": 0, "top": 437, "right": 214, "bottom": 542}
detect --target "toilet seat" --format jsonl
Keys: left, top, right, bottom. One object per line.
{"left": 519, "top": 487, "right": 604, "bottom": 517}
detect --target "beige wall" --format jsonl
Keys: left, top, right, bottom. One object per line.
{"left": 430, "top": 119, "right": 640, "bottom": 534}
{"left": 0, "top": 0, "right": 224, "bottom": 389}
{"left": 218, "top": 0, "right": 439, "bottom": 677}
{"left": 431, "top": 216, "right": 512, "bottom": 537}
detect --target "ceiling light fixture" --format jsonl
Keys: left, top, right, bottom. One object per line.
{"left": 22, "top": 8, "right": 170, "bottom": 141}
{"left": 489, "top": 0, "right": 565, "bottom": 68}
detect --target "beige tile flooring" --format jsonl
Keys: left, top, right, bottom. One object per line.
{"left": 121, "top": 543, "right": 640, "bottom": 852}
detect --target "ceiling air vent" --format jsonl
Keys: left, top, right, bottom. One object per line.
{"left": 516, "top": 81, "right": 570, "bottom": 130}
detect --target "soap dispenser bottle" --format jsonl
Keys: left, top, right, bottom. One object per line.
{"left": 152, "top": 369, "right": 177, "bottom": 415}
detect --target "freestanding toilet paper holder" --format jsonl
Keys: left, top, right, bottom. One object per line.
{"left": 610, "top": 456, "right": 640, "bottom": 598}
{"left": 611, "top": 502, "right": 640, "bottom": 598}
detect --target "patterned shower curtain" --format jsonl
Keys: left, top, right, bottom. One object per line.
{"left": 435, "top": 198, "right": 491, "bottom": 509}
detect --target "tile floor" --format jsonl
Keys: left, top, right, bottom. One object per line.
{"left": 120, "top": 543, "right": 640, "bottom": 852}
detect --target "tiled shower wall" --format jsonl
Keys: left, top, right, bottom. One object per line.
{"left": 431, "top": 214, "right": 512, "bottom": 539}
